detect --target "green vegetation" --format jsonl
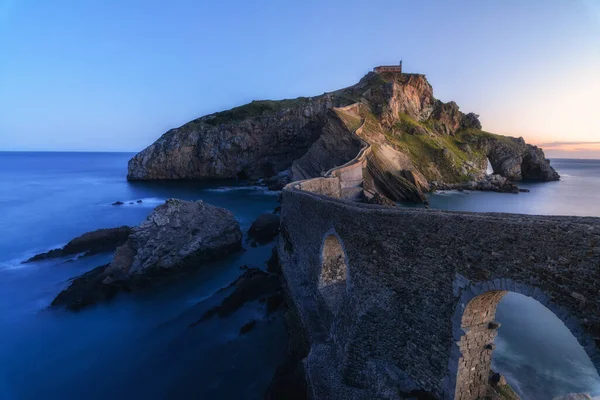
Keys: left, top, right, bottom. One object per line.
{"left": 457, "top": 128, "right": 517, "bottom": 147}
{"left": 364, "top": 111, "right": 488, "bottom": 182}
{"left": 333, "top": 109, "right": 362, "bottom": 132}
{"left": 199, "top": 98, "right": 312, "bottom": 126}
{"left": 487, "top": 383, "right": 521, "bottom": 400}
{"left": 393, "top": 113, "right": 429, "bottom": 135}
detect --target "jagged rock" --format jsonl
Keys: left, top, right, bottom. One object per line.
{"left": 112, "top": 201, "right": 124, "bottom": 206}
{"left": 362, "top": 190, "right": 396, "bottom": 206}
{"left": 248, "top": 213, "right": 280, "bottom": 243}
{"left": 366, "top": 151, "right": 427, "bottom": 204}
{"left": 461, "top": 133, "right": 560, "bottom": 182}
{"left": 265, "top": 172, "right": 292, "bottom": 191}
{"left": 192, "top": 268, "right": 281, "bottom": 324}
{"left": 127, "top": 94, "right": 358, "bottom": 181}
{"left": 429, "top": 100, "right": 464, "bottom": 136}
{"left": 239, "top": 320, "right": 256, "bottom": 335}
{"left": 24, "top": 226, "right": 131, "bottom": 263}
{"left": 290, "top": 110, "right": 363, "bottom": 181}
{"left": 521, "top": 144, "right": 561, "bottom": 181}
{"left": 489, "top": 372, "right": 507, "bottom": 387}
{"left": 462, "top": 112, "right": 482, "bottom": 130}
{"left": 431, "top": 174, "right": 523, "bottom": 194}
{"left": 52, "top": 199, "right": 242, "bottom": 310}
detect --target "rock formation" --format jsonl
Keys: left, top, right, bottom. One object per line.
{"left": 24, "top": 226, "right": 131, "bottom": 263}
{"left": 52, "top": 199, "right": 242, "bottom": 310}
{"left": 191, "top": 268, "right": 281, "bottom": 324}
{"left": 127, "top": 70, "right": 559, "bottom": 203}
{"left": 248, "top": 213, "right": 280, "bottom": 244}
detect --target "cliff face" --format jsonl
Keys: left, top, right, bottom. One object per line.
{"left": 128, "top": 71, "right": 559, "bottom": 200}
{"left": 128, "top": 95, "right": 357, "bottom": 180}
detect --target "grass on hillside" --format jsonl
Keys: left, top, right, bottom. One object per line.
{"left": 200, "top": 98, "right": 313, "bottom": 126}
{"left": 360, "top": 109, "right": 490, "bottom": 181}
{"left": 333, "top": 109, "right": 362, "bottom": 132}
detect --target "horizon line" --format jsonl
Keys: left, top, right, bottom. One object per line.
{"left": 1, "top": 149, "right": 599, "bottom": 161}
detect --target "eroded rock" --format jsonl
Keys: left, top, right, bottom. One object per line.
{"left": 248, "top": 213, "right": 280, "bottom": 243}
{"left": 52, "top": 199, "right": 242, "bottom": 310}
{"left": 24, "top": 226, "right": 131, "bottom": 263}
{"left": 192, "top": 268, "right": 281, "bottom": 325}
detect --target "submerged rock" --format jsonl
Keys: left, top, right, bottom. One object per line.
{"left": 52, "top": 199, "right": 242, "bottom": 310}
{"left": 194, "top": 268, "right": 281, "bottom": 323}
{"left": 239, "top": 320, "right": 257, "bottom": 335}
{"left": 264, "top": 173, "right": 292, "bottom": 191}
{"left": 248, "top": 213, "right": 280, "bottom": 243}
{"left": 24, "top": 226, "right": 131, "bottom": 263}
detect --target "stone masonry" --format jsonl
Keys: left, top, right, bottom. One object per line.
{"left": 278, "top": 187, "right": 600, "bottom": 399}
{"left": 455, "top": 291, "right": 507, "bottom": 400}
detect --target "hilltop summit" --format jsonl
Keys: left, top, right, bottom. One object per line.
{"left": 127, "top": 69, "right": 559, "bottom": 202}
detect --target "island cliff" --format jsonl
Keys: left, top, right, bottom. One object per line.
{"left": 128, "top": 71, "right": 559, "bottom": 202}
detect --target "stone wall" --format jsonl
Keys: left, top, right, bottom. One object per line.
{"left": 278, "top": 188, "right": 600, "bottom": 399}
{"left": 287, "top": 111, "right": 369, "bottom": 201}
{"left": 455, "top": 291, "right": 507, "bottom": 400}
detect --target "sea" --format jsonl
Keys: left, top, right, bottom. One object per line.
{"left": 0, "top": 152, "right": 598, "bottom": 400}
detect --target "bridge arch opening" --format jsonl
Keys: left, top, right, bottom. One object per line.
{"left": 453, "top": 290, "right": 600, "bottom": 400}
{"left": 318, "top": 234, "right": 348, "bottom": 313}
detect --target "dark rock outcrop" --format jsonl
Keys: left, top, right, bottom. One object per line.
{"left": 431, "top": 174, "right": 522, "bottom": 194}
{"left": 51, "top": 264, "right": 130, "bottom": 311}
{"left": 290, "top": 110, "right": 363, "bottom": 181}
{"left": 239, "top": 320, "right": 256, "bottom": 335}
{"left": 248, "top": 213, "right": 280, "bottom": 243}
{"left": 52, "top": 199, "right": 242, "bottom": 310}
{"left": 24, "top": 226, "right": 131, "bottom": 263}
{"left": 264, "top": 173, "right": 292, "bottom": 191}
{"left": 365, "top": 151, "right": 427, "bottom": 203}
{"left": 192, "top": 268, "right": 281, "bottom": 324}
{"left": 461, "top": 132, "right": 560, "bottom": 182}
{"left": 127, "top": 95, "right": 355, "bottom": 181}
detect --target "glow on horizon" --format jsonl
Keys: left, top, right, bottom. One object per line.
{"left": 0, "top": 0, "right": 599, "bottom": 158}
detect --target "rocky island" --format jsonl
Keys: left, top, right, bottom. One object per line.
{"left": 127, "top": 69, "right": 558, "bottom": 204}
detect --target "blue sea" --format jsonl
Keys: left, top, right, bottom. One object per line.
{"left": 0, "top": 153, "right": 599, "bottom": 399}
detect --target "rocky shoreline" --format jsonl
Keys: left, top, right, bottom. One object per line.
{"left": 430, "top": 174, "right": 530, "bottom": 194}
{"left": 23, "top": 226, "right": 131, "bottom": 263}
{"left": 51, "top": 199, "right": 242, "bottom": 310}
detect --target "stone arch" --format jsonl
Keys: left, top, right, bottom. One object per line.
{"left": 318, "top": 232, "right": 349, "bottom": 314}
{"left": 448, "top": 280, "right": 600, "bottom": 400}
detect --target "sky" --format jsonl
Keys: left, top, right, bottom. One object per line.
{"left": 0, "top": 0, "right": 599, "bottom": 158}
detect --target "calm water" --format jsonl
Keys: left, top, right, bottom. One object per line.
{"left": 0, "top": 153, "right": 599, "bottom": 399}
{"left": 428, "top": 159, "right": 600, "bottom": 217}
{"left": 426, "top": 158, "right": 600, "bottom": 399}
{"left": 0, "top": 152, "right": 285, "bottom": 400}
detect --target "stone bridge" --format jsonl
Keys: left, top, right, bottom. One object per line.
{"left": 278, "top": 152, "right": 600, "bottom": 399}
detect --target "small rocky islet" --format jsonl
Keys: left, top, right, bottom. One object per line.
{"left": 38, "top": 68, "right": 582, "bottom": 399}
{"left": 50, "top": 199, "right": 244, "bottom": 311}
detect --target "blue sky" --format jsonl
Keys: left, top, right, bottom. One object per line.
{"left": 0, "top": 0, "right": 599, "bottom": 157}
